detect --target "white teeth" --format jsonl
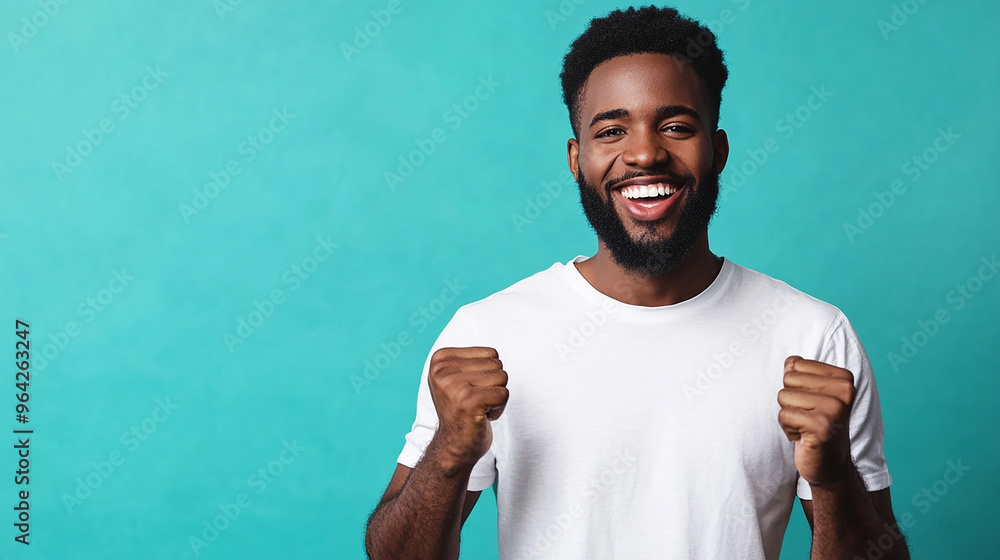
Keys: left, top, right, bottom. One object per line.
{"left": 621, "top": 183, "right": 680, "bottom": 199}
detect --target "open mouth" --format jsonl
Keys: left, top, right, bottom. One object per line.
{"left": 619, "top": 183, "right": 680, "bottom": 202}
{"left": 612, "top": 181, "right": 685, "bottom": 221}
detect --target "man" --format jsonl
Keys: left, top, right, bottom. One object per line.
{"left": 365, "top": 6, "right": 910, "bottom": 560}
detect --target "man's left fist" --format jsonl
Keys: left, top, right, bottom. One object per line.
{"left": 777, "top": 355, "right": 855, "bottom": 487}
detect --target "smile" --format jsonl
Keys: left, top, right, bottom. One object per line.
{"left": 620, "top": 183, "right": 679, "bottom": 200}
{"left": 612, "top": 182, "right": 686, "bottom": 221}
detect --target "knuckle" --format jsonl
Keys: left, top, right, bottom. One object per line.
{"left": 431, "top": 347, "right": 453, "bottom": 363}
{"left": 429, "top": 367, "right": 453, "bottom": 390}
{"left": 833, "top": 379, "right": 854, "bottom": 399}
{"left": 429, "top": 357, "right": 453, "bottom": 379}
{"left": 816, "top": 416, "right": 830, "bottom": 433}
{"left": 468, "top": 346, "right": 497, "bottom": 359}
{"left": 455, "top": 384, "right": 475, "bottom": 402}
{"left": 782, "top": 371, "right": 796, "bottom": 386}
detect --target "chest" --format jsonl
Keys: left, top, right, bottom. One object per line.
{"left": 491, "top": 326, "right": 799, "bottom": 491}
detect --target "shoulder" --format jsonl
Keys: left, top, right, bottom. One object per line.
{"left": 726, "top": 261, "right": 871, "bottom": 372}
{"left": 448, "top": 259, "right": 573, "bottom": 329}
{"left": 726, "top": 260, "right": 849, "bottom": 330}
{"left": 461, "top": 260, "right": 569, "bottom": 312}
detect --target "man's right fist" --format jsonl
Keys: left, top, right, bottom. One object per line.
{"left": 427, "top": 346, "right": 509, "bottom": 471}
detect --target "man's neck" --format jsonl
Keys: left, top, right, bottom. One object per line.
{"left": 574, "top": 234, "right": 723, "bottom": 307}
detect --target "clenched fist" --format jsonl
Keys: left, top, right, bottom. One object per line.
{"left": 777, "top": 355, "right": 855, "bottom": 488}
{"left": 427, "top": 347, "right": 509, "bottom": 472}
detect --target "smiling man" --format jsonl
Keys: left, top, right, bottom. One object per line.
{"left": 365, "top": 6, "right": 909, "bottom": 560}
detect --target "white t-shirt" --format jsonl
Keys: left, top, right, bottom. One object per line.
{"left": 397, "top": 256, "right": 891, "bottom": 560}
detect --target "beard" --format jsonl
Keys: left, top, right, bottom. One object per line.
{"left": 577, "top": 164, "right": 721, "bottom": 276}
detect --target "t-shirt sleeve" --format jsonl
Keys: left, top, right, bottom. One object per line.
{"left": 796, "top": 311, "right": 892, "bottom": 500}
{"left": 395, "top": 307, "right": 498, "bottom": 492}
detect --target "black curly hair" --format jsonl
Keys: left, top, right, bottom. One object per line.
{"left": 560, "top": 5, "right": 729, "bottom": 138}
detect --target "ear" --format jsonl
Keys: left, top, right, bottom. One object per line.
{"left": 567, "top": 137, "right": 580, "bottom": 181}
{"left": 711, "top": 129, "right": 729, "bottom": 175}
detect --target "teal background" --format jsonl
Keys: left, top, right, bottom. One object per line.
{"left": 0, "top": 0, "right": 997, "bottom": 558}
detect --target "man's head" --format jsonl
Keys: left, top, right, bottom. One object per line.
{"left": 561, "top": 7, "right": 730, "bottom": 275}
{"left": 560, "top": 6, "right": 729, "bottom": 139}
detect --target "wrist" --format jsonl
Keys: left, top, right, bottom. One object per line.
{"left": 808, "top": 461, "right": 859, "bottom": 495}
{"left": 426, "top": 434, "right": 478, "bottom": 478}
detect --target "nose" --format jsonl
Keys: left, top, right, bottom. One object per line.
{"left": 621, "top": 128, "right": 669, "bottom": 168}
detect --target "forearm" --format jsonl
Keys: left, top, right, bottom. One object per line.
{"left": 809, "top": 465, "right": 910, "bottom": 560}
{"left": 365, "top": 438, "right": 473, "bottom": 560}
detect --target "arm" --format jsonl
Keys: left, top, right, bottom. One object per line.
{"left": 802, "top": 480, "right": 910, "bottom": 559}
{"left": 365, "top": 346, "right": 508, "bottom": 560}
{"left": 778, "top": 355, "right": 910, "bottom": 560}
{"left": 364, "top": 452, "right": 482, "bottom": 559}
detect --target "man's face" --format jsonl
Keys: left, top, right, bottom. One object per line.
{"left": 567, "top": 52, "right": 729, "bottom": 275}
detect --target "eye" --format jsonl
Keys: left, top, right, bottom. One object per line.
{"left": 663, "top": 124, "right": 695, "bottom": 135}
{"left": 595, "top": 127, "right": 625, "bottom": 138}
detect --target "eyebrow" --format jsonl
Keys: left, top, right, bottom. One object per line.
{"left": 588, "top": 105, "right": 702, "bottom": 129}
